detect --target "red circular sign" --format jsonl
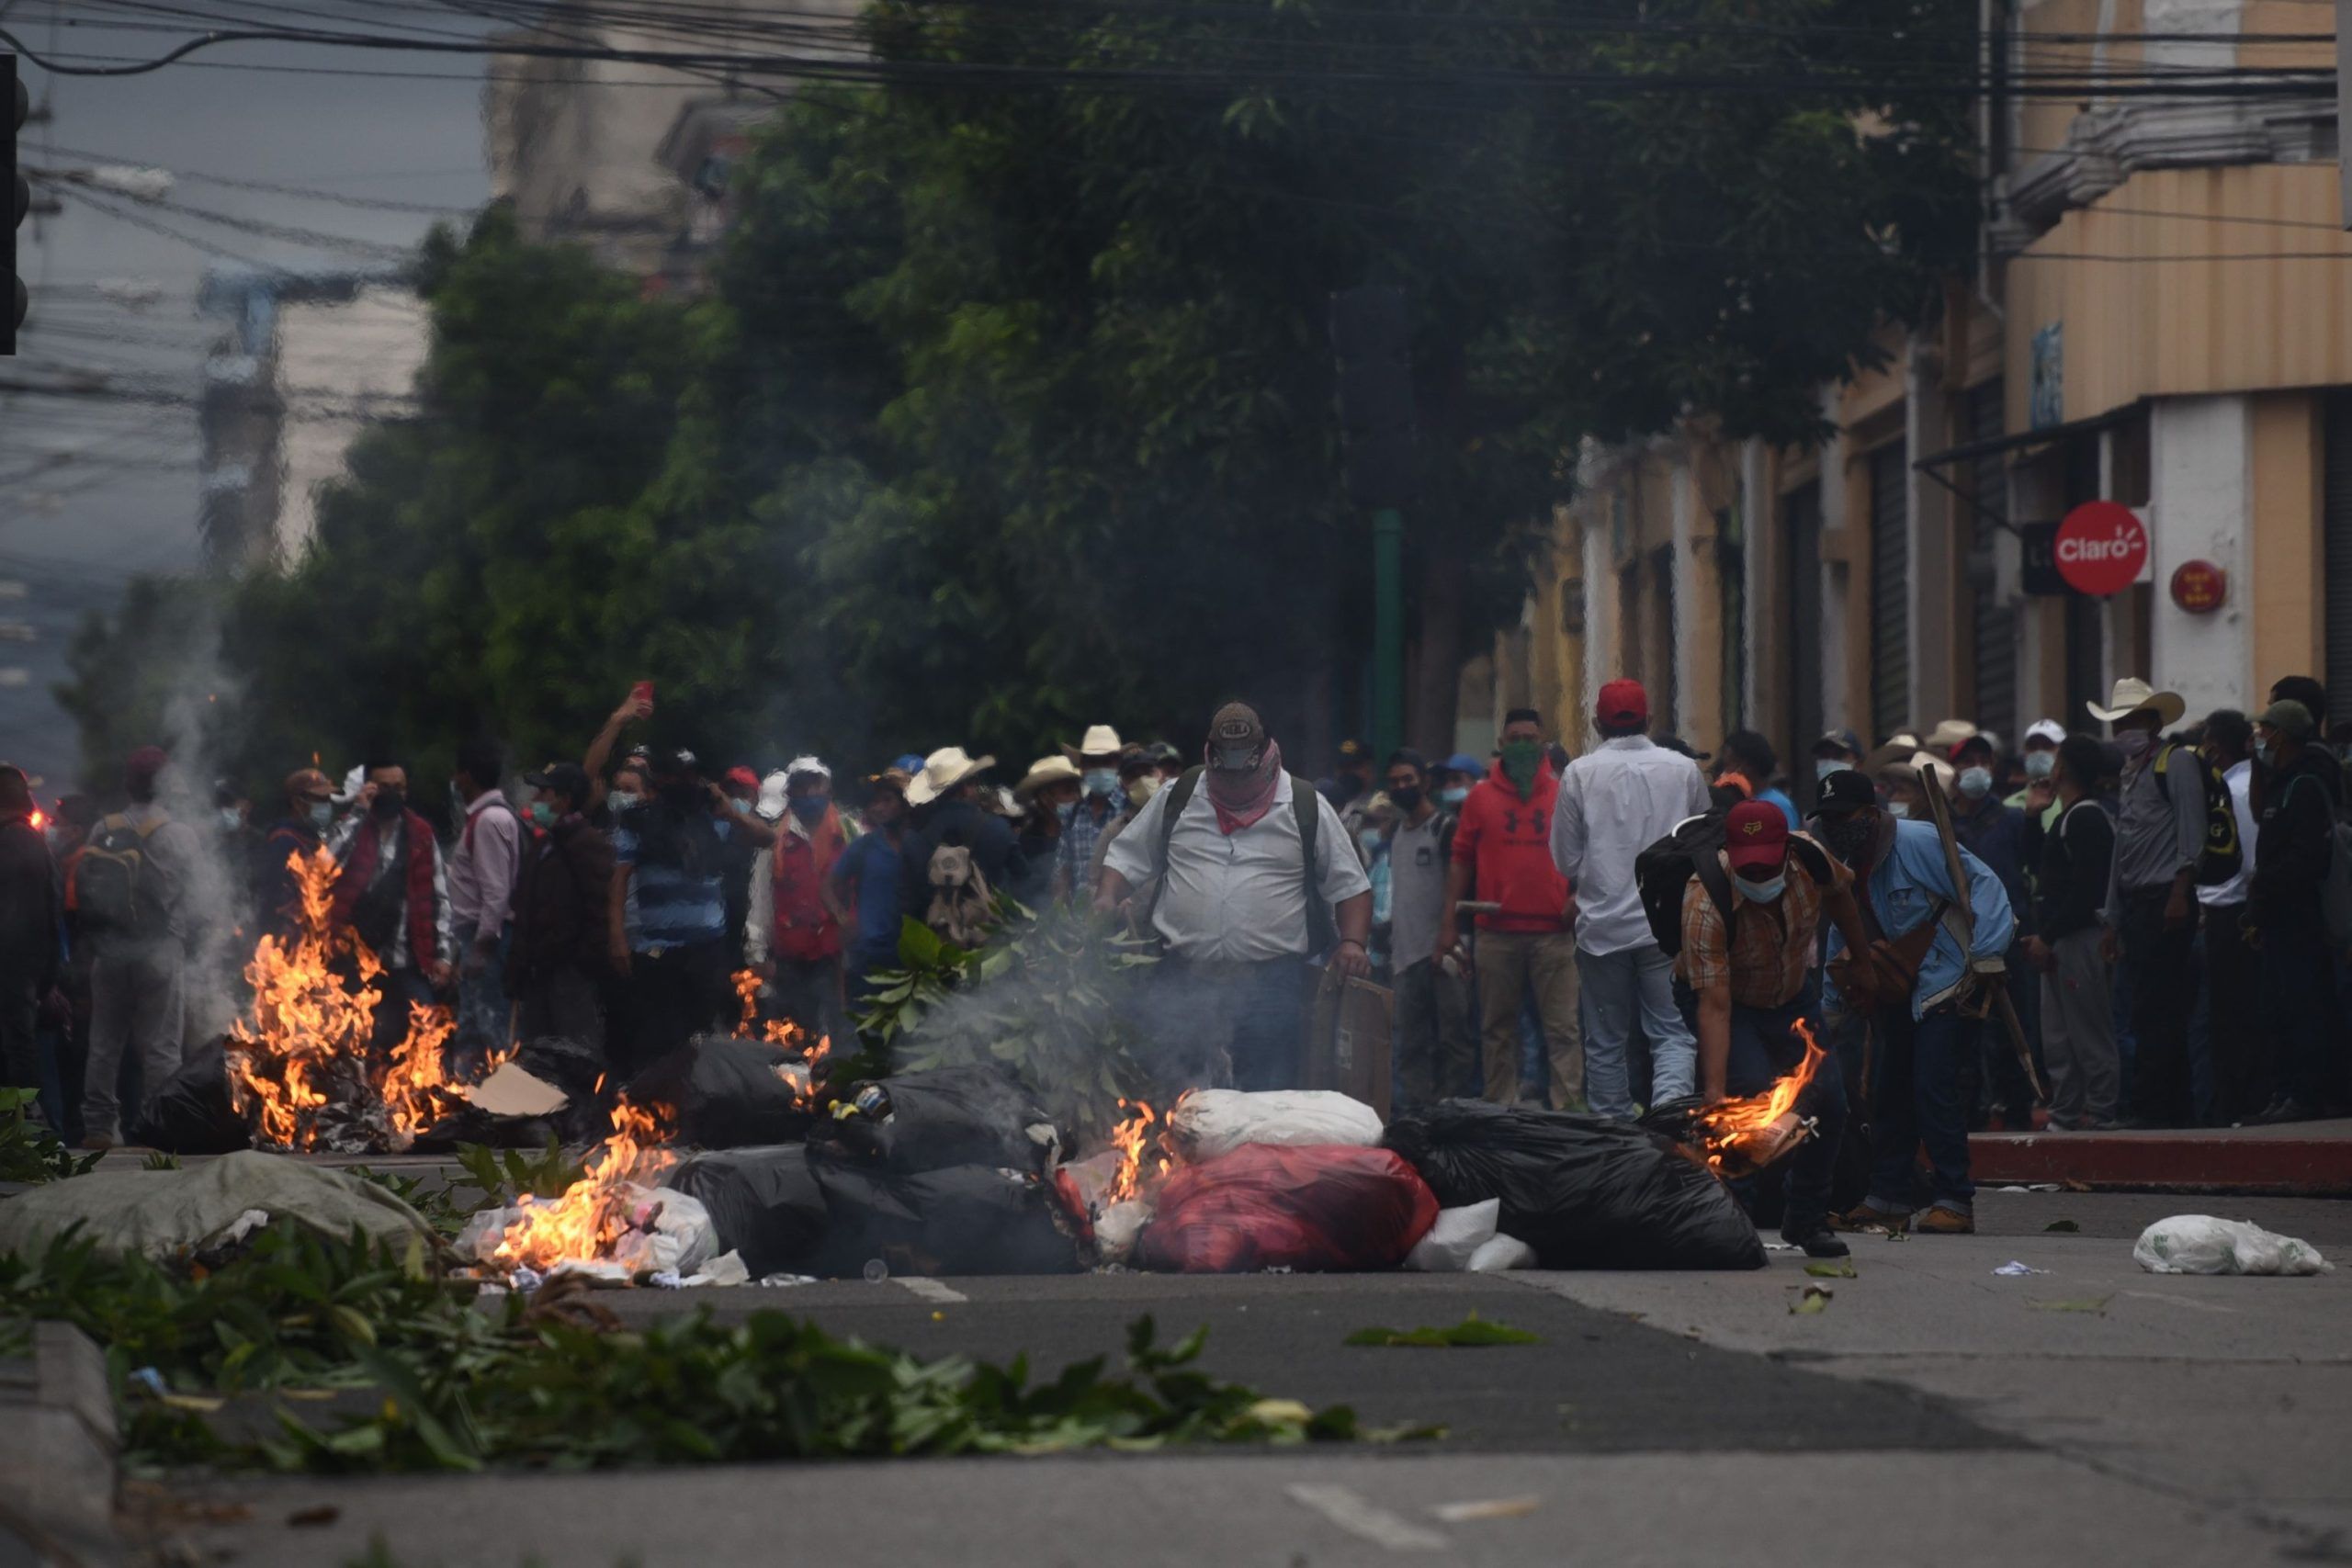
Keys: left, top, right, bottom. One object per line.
{"left": 2170, "top": 559, "right": 2227, "bottom": 614}
{"left": 2054, "top": 501, "right": 2148, "bottom": 596}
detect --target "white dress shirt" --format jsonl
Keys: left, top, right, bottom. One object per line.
{"left": 1102, "top": 771, "right": 1371, "bottom": 962}
{"left": 1549, "top": 735, "right": 1711, "bottom": 956}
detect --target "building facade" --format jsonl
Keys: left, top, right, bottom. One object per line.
{"left": 1500, "top": 0, "right": 2352, "bottom": 796}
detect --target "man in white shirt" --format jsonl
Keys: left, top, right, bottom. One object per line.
{"left": 1550, "top": 678, "right": 1712, "bottom": 1117}
{"left": 448, "top": 738, "right": 523, "bottom": 1071}
{"left": 1101, "top": 702, "right": 1372, "bottom": 1090}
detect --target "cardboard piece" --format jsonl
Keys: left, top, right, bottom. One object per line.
{"left": 460, "top": 1062, "right": 569, "bottom": 1119}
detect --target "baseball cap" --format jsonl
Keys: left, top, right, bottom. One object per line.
{"left": 523, "top": 761, "right": 592, "bottom": 802}
{"left": 1145, "top": 740, "right": 1182, "bottom": 766}
{"left": 1337, "top": 738, "right": 1369, "bottom": 762}
{"left": 722, "top": 765, "right": 761, "bottom": 794}
{"left": 283, "top": 767, "right": 334, "bottom": 802}
{"left": 124, "top": 745, "right": 169, "bottom": 779}
{"left": 1596, "top": 679, "right": 1649, "bottom": 728}
{"left": 1442, "top": 752, "right": 1483, "bottom": 776}
{"left": 891, "top": 753, "right": 925, "bottom": 775}
{"left": 1723, "top": 799, "right": 1791, "bottom": 872}
{"left": 1208, "top": 702, "right": 1267, "bottom": 766}
{"left": 1813, "top": 768, "right": 1879, "bottom": 815}
{"left": 1811, "top": 728, "right": 1862, "bottom": 759}
{"left": 2023, "top": 719, "right": 2067, "bottom": 749}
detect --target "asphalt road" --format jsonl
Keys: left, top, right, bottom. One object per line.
{"left": 140, "top": 1191, "right": 2350, "bottom": 1568}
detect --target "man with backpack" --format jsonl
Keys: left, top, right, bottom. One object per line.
{"left": 2020, "top": 735, "right": 2121, "bottom": 1131}
{"left": 899, "top": 748, "right": 1026, "bottom": 938}
{"left": 1676, "top": 800, "right": 1872, "bottom": 1257}
{"left": 76, "top": 745, "right": 201, "bottom": 1148}
{"left": 1098, "top": 702, "right": 1373, "bottom": 1091}
{"left": 2246, "top": 700, "right": 2344, "bottom": 1124}
{"left": 2092, "top": 679, "right": 2212, "bottom": 1128}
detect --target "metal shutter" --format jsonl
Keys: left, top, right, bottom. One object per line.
{"left": 1969, "top": 380, "right": 2018, "bottom": 746}
{"left": 1870, "top": 441, "right": 1910, "bottom": 743}
{"left": 2325, "top": 391, "right": 2352, "bottom": 727}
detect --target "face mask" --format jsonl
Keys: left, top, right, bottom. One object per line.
{"left": 1958, "top": 766, "right": 1993, "bottom": 800}
{"left": 1886, "top": 801, "right": 1912, "bottom": 818}
{"left": 789, "top": 795, "right": 829, "bottom": 825}
{"left": 1388, "top": 785, "right": 1422, "bottom": 814}
{"left": 2116, "top": 729, "right": 2153, "bottom": 761}
{"left": 308, "top": 801, "right": 334, "bottom": 830}
{"left": 607, "top": 791, "right": 641, "bottom": 814}
{"left": 1359, "top": 829, "right": 1385, "bottom": 856}
{"left": 1820, "top": 818, "right": 1872, "bottom": 866}
{"left": 2254, "top": 738, "right": 2275, "bottom": 767}
{"left": 1734, "top": 873, "right": 1786, "bottom": 903}
{"left": 1083, "top": 768, "right": 1120, "bottom": 800}
{"left": 1815, "top": 759, "right": 1850, "bottom": 784}
{"left": 218, "top": 807, "right": 243, "bottom": 832}
{"left": 1126, "top": 776, "right": 1161, "bottom": 809}
{"left": 2023, "top": 751, "right": 2056, "bottom": 780}
{"left": 1439, "top": 785, "right": 1469, "bottom": 807}
{"left": 1500, "top": 739, "right": 1543, "bottom": 792}
{"left": 370, "top": 790, "right": 405, "bottom": 821}
{"left": 529, "top": 800, "right": 558, "bottom": 829}
{"left": 1210, "top": 744, "right": 1260, "bottom": 773}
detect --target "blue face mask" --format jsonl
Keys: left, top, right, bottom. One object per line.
{"left": 529, "top": 800, "right": 558, "bottom": 829}
{"left": 1734, "top": 873, "right": 1786, "bottom": 903}
{"left": 1815, "top": 759, "right": 1851, "bottom": 784}
{"left": 308, "top": 802, "right": 334, "bottom": 830}
{"left": 789, "top": 795, "right": 830, "bottom": 825}
{"left": 1438, "top": 786, "right": 1470, "bottom": 807}
{"left": 2023, "top": 750, "right": 2056, "bottom": 780}
{"left": 1958, "top": 766, "right": 1994, "bottom": 800}
{"left": 1083, "top": 768, "right": 1120, "bottom": 800}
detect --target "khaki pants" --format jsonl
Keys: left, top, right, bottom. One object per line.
{"left": 85, "top": 942, "right": 186, "bottom": 1142}
{"left": 1474, "top": 929, "right": 1582, "bottom": 1108}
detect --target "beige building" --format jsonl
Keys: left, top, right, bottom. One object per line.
{"left": 1501, "top": 0, "right": 2352, "bottom": 793}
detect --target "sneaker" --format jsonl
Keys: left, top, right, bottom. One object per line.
{"left": 2254, "top": 1098, "right": 2321, "bottom": 1126}
{"left": 1781, "top": 1220, "right": 1851, "bottom": 1258}
{"left": 1916, "top": 1207, "right": 1976, "bottom": 1235}
{"left": 1828, "top": 1202, "right": 1909, "bottom": 1235}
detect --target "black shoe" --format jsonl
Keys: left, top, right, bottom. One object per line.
{"left": 1781, "top": 1221, "right": 1851, "bottom": 1258}
{"left": 2254, "top": 1098, "right": 2320, "bottom": 1125}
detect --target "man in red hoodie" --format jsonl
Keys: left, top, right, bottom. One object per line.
{"left": 1438, "top": 708, "right": 1581, "bottom": 1108}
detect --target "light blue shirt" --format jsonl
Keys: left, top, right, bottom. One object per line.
{"left": 1823, "top": 818, "right": 2016, "bottom": 1020}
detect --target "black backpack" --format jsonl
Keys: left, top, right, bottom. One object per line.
{"left": 2154, "top": 743, "right": 2244, "bottom": 887}
{"left": 72, "top": 813, "right": 166, "bottom": 935}
{"left": 1155, "top": 767, "right": 1339, "bottom": 955}
{"left": 1634, "top": 808, "right": 1832, "bottom": 958}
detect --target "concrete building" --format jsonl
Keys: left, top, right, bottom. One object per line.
{"left": 1498, "top": 0, "right": 2352, "bottom": 798}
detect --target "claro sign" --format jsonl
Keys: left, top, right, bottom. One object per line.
{"left": 2052, "top": 501, "right": 2149, "bottom": 597}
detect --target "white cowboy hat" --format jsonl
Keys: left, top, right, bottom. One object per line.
{"left": 1015, "top": 755, "right": 1082, "bottom": 797}
{"left": 1924, "top": 718, "right": 1979, "bottom": 754}
{"left": 1060, "top": 724, "right": 1125, "bottom": 761}
{"left": 2086, "top": 678, "right": 2187, "bottom": 728}
{"left": 904, "top": 746, "right": 995, "bottom": 807}
{"left": 1906, "top": 750, "right": 1958, "bottom": 790}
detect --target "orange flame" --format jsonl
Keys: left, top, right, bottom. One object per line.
{"left": 732, "top": 968, "right": 830, "bottom": 1100}
{"left": 226, "top": 847, "right": 490, "bottom": 1151}
{"left": 488, "top": 1099, "right": 676, "bottom": 1272}
{"left": 1689, "top": 1018, "right": 1827, "bottom": 1174}
{"left": 1107, "top": 1099, "right": 1166, "bottom": 1206}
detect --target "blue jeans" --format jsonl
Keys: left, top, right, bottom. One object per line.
{"left": 1867, "top": 1004, "right": 1973, "bottom": 1213}
{"left": 1575, "top": 943, "right": 1695, "bottom": 1118}
{"left": 453, "top": 920, "right": 513, "bottom": 1070}
{"left": 1143, "top": 957, "right": 1311, "bottom": 1091}
{"left": 1725, "top": 978, "right": 1847, "bottom": 1226}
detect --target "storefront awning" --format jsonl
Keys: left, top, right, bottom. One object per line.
{"left": 1911, "top": 400, "right": 2144, "bottom": 474}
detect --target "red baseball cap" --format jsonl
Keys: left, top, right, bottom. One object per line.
{"left": 1724, "top": 799, "right": 1790, "bottom": 872}
{"left": 722, "top": 765, "right": 760, "bottom": 794}
{"left": 1596, "top": 679, "right": 1649, "bottom": 728}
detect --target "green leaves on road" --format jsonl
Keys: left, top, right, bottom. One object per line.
{"left": 1345, "top": 1314, "right": 1541, "bottom": 1348}
{"left": 2043, "top": 1220, "right": 2081, "bottom": 1233}
{"left": 0, "top": 1088, "right": 100, "bottom": 1184}
{"left": 1803, "top": 1260, "right": 1858, "bottom": 1279}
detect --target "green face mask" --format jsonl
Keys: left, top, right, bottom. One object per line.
{"left": 1500, "top": 739, "right": 1544, "bottom": 793}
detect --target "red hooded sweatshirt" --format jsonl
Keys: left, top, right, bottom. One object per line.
{"left": 1450, "top": 755, "right": 1573, "bottom": 932}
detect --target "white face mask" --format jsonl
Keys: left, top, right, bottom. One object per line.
{"left": 1886, "top": 801, "right": 1913, "bottom": 818}
{"left": 308, "top": 801, "right": 334, "bottom": 829}
{"left": 2115, "top": 729, "right": 2153, "bottom": 761}
{"left": 1958, "top": 766, "right": 1994, "bottom": 800}
{"left": 1734, "top": 873, "right": 1786, "bottom": 903}
{"left": 218, "top": 807, "right": 244, "bottom": 832}
{"left": 2023, "top": 750, "right": 2056, "bottom": 780}
{"left": 608, "top": 790, "right": 642, "bottom": 813}
{"left": 1815, "top": 759, "right": 1850, "bottom": 784}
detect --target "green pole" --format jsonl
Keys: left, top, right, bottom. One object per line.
{"left": 1373, "top": 506, "right": 1404, "bottom": 760}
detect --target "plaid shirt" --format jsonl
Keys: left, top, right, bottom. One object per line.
{"left": 1677, "top": 834, "right": 1851, "bottom": 1009}
{"left": 1055, "top": 795, "right": 1124, "bottom": 897}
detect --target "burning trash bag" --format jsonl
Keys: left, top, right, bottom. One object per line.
{"left": 667, "top": 1145, "right": 830, "bottom": 1279}
{"left": 807, "top": 1155, "right": 1082, "bottom": 1277}
{"left": 132, "top": 1038, "right": 252, "bottom": 1156}
{"left": 1133, "top": 1145, "right": 1439, "bottom": 1274}
{"left": 457, "top": 1183, "right": 719, "bottom": 1280}
{"left": 624, "top": 1035, "right": 817, "bottom": 1150}
{"left": 810, "top": 1066, "right": 1058, "bottom": 1176}
{"left": 1163, "top": 1089, "right": 1384, "bottom": 1164}
{"left": 1383, "top": 1100, "right": 1764, "bottom": 1271}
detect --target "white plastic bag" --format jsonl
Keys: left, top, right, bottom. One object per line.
{"left": 1466, "top": 1233, "right": 1538, "bottom": 1272}
{"left": 1165, "top": 1089, "right": 1383, "bottom": 1163}
{"left": 1405, "top": 1200, "right": 1500, "bottom": 1271}
{"left": 1093, "top": 1200, "right": 1153, "bottom": 1265}
{"left": 608, "top": 1188, "right": 718, "bottom": 1277}
{"left": 2133, "top": 1215, "right": 2333, "bottom": 1277}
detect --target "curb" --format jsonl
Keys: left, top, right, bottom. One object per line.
{"left": 0, "top": 1322, "right": 122, "bottom": 1568}
{"left": 1970, "top": 1132, "right": 2352, "bottom": 1195}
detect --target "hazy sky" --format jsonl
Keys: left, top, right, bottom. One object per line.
{"left": 3, "top": 1, "right": 499, "bottom": 789}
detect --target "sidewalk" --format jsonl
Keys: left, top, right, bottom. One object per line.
{"left": 1971, "top": 1117, "right": 2352, "bottom": 1195}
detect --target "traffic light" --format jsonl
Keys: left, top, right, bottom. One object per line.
{"left": 8, "top": 54, "right": 26, "bottom": 355}
{"left": 1328, "top": 284, "right": 1416, "bottom": 509}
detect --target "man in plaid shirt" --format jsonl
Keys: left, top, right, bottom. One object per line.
{"left": 1678, "top": 799, "right": 1871, "bottom": 1258}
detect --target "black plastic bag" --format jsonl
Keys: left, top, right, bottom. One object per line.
{"left": 1384, "top": 1099, "right": 1764, "bottom": 1270}
{"left": 132, "top": 1039, "right": 250, "bottom": 1155}
{"left": 623, "top": 1035, "right": 814, "bottom": 1149}
{"left": 668, "top": 1145, "right": 830, "bottom": 1279}
{"left": 408, "top": 1105, "right": 559, "bottom": 1152}
{"left": 809, "top": 1065, "right": 1054, "bottom": 1176}
{"left": 512, "top": 1035, "right": 605, "bottom": 1103}
{"left": 806, "top": 1155, "right": 1080, "bottom": 1277}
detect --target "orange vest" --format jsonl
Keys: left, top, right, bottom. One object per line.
{"left": 771, "top": 807, "right": 847, "bottom": 961}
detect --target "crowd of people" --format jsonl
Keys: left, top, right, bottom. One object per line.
{"left": 3, "top": 672, "right": 2346, "bottom": 1245}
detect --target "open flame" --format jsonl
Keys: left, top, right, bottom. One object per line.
{"left": 1107, "top": 1098, "right": 1170, "bottom": 1207}
{"left": 731, "top": 968, "right": 831, "bottom": 1100}
{"left": 488, "top": 1098, "right": 675, "bottom": 1272}
{"left": 1688, "top": 1018, "right": 1828, "bottom": 1176}
{"left": 226, "top": 847, "right": 488, "bottom": 1151}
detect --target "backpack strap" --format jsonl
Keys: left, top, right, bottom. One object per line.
{"left": 1289, "top": 773, "right": 1340, "bottom": 956}
{"left": 1690, "top": 846, "right": 1736, "bottom": 930}
{"left": 1156, "top": 766, "right": 1204, "bottom": 874}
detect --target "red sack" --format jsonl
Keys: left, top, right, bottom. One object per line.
{"left": 1134, "top": 1145, "right": 1440, "bottom": 1273}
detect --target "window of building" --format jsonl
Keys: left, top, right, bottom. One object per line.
{"left": 1868, "top": 440, "right": 1910, "bottom": 744}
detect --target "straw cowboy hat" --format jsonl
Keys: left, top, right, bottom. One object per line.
{"left": 904, "top": 746, "right": 996, "bottom": 807}
{"left": 2086, "top": 677, "right": 2187, "bottom": 728}
{"left": 1924, "top": 718, "right": 1979, "bottom": 755}
{"left": 1015, "top": 755, "right": 1082, "bottom": 797}
{"left": 1060, "top": 725, "right": 1125, "bottom": 762}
